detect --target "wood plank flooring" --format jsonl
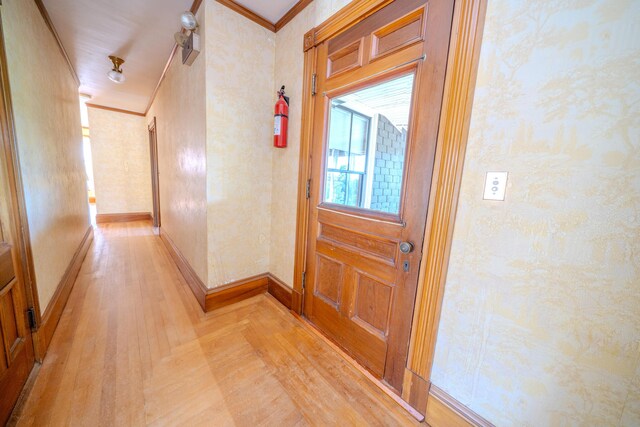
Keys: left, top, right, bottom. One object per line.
{"left": 12, "top": 221, "right": 418, "bottom": 426}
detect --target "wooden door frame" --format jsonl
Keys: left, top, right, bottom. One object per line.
{"left": 0, "top": 10, "right": 41, "bottom": 352}
{"left": 148, "top": 117, "right": 161, "bottom": 228}
{"left": 292, "top": 0, "right": 487, "bottom": 412}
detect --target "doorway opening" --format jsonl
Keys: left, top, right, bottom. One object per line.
{"left": 294, "top": 0, "right": 487, "bottom": 414}
{"left": 79, "top": 95, "right": 96, "bottom": 225}
{"left": 148, "top": 118, "right": 160, "bottom": 228}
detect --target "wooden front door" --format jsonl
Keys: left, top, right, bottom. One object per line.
{"left": 304, "top": 0, "right": 454, "bottom": 393}
{"left": 0, "top": 144, "right": 35, "bottom": 424}
{"left": 0, "top": 239, "right": 33, "bottom": 425}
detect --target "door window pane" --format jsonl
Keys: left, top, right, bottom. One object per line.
{"left": 325, "top": 171, "right": 346, "bottom": 205}
{"left": 323, "top": 73, "right": 414, "bottom": 215}
{"left": 328, "top": 107, "right": 351, "bottom": 153}
{"left": 350, "top": 115, "right": 368, "bottom": 173}
{"left": 346, "top": 173, "right": 363, "bottom": 207}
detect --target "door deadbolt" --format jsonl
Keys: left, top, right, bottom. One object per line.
{"left": 399, "top": 241, "right": 414, "bottom": 254}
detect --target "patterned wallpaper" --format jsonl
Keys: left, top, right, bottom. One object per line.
{"left": 88, "top": 108, "right": 152, "bottom": 215}
{"left": 205, "top": 0, "right": 276, "bottom": 287}
{"left": 143, "top": 0, "right": 355, "bottom": 289}
{"left": 431, "top": 0, "right": 640, "bottom": 425}
{"left": 146, "top": 0, "right": 352, "bottom": 289}
{"left": 270, "top": 0, "right": 353, "bottom": 286}
{"left": 2, "top": 0, "right": 90, "bottom": 311}
{"left": 146, "top": 5, "right": 208, "bottom": 285}
{"left": 270, "top": 6, "right": 315, "bottom": 286}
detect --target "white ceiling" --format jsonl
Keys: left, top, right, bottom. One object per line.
{"left": 42, "top": 0, "right": 301, "bottom": 113}
{"left": 234, "top": 0, "right": 300, "bottom": 24}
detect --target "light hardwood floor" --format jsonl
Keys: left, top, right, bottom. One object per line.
{"left": 12, "top": 221, "right": 418, "bottom": 426}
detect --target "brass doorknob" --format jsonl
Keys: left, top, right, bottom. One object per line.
{"left": 399, "top": 241, "right": 414, "bottom": 254}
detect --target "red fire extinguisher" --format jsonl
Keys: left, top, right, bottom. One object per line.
{"left": 274, "top": 85, "right": 289, "bottom": 148}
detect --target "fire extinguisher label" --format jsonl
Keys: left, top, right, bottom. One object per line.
{"left": 274, "top": 116, "right": 282, "bottom": 136}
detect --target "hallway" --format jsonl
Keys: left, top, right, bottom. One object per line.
{"left": 11, "top": 221, "right": 417, "bottom": 426}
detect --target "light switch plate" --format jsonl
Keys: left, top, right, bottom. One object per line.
{"left": 483, "top": 172, "right": 508, "bottom": 201}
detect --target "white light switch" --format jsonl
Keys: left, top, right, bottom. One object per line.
{"left": 483, "top": 172, "right": 508, "bottom": 201}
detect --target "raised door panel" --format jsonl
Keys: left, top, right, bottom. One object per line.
{"left": 0, "top": 320, "right": 7, "bottom": 376}
{"left": 353, "top": 273, "right": 394, "bottom": 337}
{"left": 370, "top": 7, "right": 427, "bottom": 60}
{"left": 314, "top": 255, "right": 343, "bottom": 308}
{"left": 1, "top": 284, "right": 20, "bottom": 357}
{"left": 320, "top": 223, "right": 397, "bottom": 265}
{"left": 327, "top": 39, "right": 364, "bottom": 78}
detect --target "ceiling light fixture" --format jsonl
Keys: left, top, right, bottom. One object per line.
{"left": 107, "top": 55, "right": 125, "bottom": 84}
{"left": 174, "top": 11, "right": 199, "bottom": 48}
{"left": 180, "top": 11, "right": 198, "bottom": 31}
{"left": 174, "top": 32, "right": 189, "bottom": 47}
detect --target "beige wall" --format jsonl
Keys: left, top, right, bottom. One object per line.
{"left": 205, "top": 0, "right": 275, "bottom": 287}
{"left": 143, "top": 0, "right": 350, "bottom": 289}
{"left": 88, "top": 108, "right": 152, "bottom": 215}
{"left": 270, "top": 6, "right": 313, "bottom": 287}
{"left": 146, "top": 6, "right": 208, "bottom": 285}
{"left": 2, "top": 0, "right": 89, "bottom": 311}
{"left": 430, "top": 0, "right": 640, "bottom": 425}
{"left": 270, "top": 0, "right": 351, "bottom": 286}
{"left": 313, "top": 0, "right": 353, "bottom": 26}
{"left": 141, "top": 0, "right": 351, "bottom": 289}
{"left": 273, "top": 1, "right": 640, "bottom": 424}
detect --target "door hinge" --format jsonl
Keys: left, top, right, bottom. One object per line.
{"left": 301, "top": 271, "right": 306, "bottom": 290}
{"left": 305, "top": 179, "right": 311, "bottom": 199}
{"left": 27, "top": 307, "right": 37, "bottom": 331}
{"left": 311, "top": 73, "right": 317, "bottom": 96}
